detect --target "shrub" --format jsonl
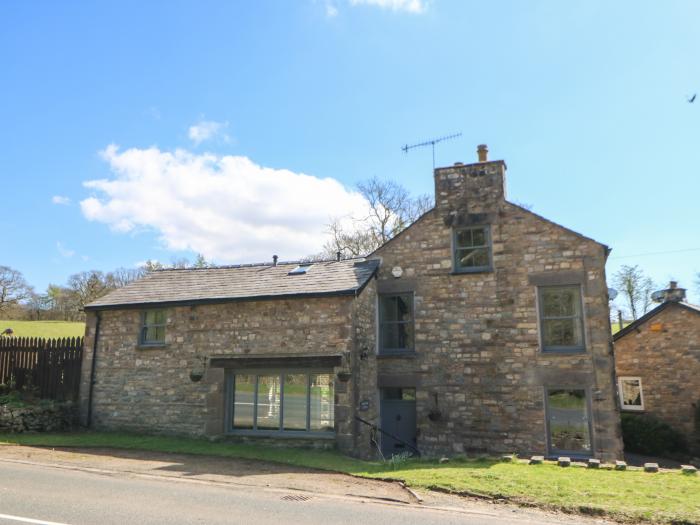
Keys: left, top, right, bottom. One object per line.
{"left": 0, "top": 390, "right": 24, "bottom": 407}
{"left": 621, "top": 413, "right": 688, "bottom": 456}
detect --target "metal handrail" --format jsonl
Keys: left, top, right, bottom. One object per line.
{"left": 355, "top": 415, "right": 421, "bottom": 457}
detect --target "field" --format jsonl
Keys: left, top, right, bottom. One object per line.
{"left": 0, "top": 320, "right": 86, "bottom": 339}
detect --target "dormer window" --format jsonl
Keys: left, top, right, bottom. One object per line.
{"left": 453, "top": 226, "right": 492, "bottom": 273}
{"left": 288, "top": 264, "right": 312, "bottom": 275}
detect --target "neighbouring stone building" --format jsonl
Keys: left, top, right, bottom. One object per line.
{"left": 613, "top": 282, "right": 700, "bottom": 449}
{"left": 80, "top": 145, "right": 623, "bottom": 460}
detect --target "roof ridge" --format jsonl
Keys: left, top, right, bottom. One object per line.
{"left": 152, "top": 256, "right": 368, "bottom": 272}
{"left": 613, "top": 300, "right": 700, "bottom": 341}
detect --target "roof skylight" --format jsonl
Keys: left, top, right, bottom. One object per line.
{"left": 288, "top": 264, "right": 312, "bottom": 275}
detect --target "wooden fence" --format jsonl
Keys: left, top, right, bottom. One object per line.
{"left": 0, "top": 336, "right": 83, "bottom": 402}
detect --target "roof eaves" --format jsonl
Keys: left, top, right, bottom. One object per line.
{"left": 84, "top": 288, "right": 362, "bottom": 312}
{"left": 507, "top": 201, "right": 609, "bottom": 254}
{"left": 614, "top": 301, "right": 700, "bottom": 341}
{"left": 368, "top": 207, "right": 436, "bottom": 258}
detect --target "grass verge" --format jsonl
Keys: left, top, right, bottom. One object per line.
{"left": 0, "top": 432, "right": 698, "bottom": 524}
{"left": 0, "top": 320, "right": 85, "bottom": 339}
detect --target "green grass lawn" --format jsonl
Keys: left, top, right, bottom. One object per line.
{"left": 0, "top": 432, "right": 697, "bottom": 524}
{"left": 0, "top": 320, "right": 85, "bottom": 339}
{"left": 612, "top": 320, "right": 633, "bottom": 334}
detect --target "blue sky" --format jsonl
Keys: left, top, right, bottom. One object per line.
{"left": 1, "top": 0, "right": 699, "bottom": 304}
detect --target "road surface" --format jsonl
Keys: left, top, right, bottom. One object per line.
{"left": 0, "top": 450, "right": 611, "bottom": 525}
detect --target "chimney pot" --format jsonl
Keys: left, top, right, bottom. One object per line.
{"left": 477, "top": 144, "right": 489, "bottom": 162}
{"left": 336, "top": 251, "right": 342, "bottom": 262}
{"left": 272, "top": 255, "right": 278, "bottom": 266}
{"left": 659, "top": 281, "right": 686, "bottom": 303}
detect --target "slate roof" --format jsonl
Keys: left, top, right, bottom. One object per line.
{"left": 613, "top": 301, "right": 700, "bottom": 341}
{"left": 84, "top": 258, "right": 379, "bottom": 310}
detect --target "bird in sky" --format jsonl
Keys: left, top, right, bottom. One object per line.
{"left": 688, "top": 94, "right": 697, "bottom": 103}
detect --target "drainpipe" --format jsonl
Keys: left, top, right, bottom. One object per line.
{"left": 86, "top": 311, "right": 101, "bottom": 428}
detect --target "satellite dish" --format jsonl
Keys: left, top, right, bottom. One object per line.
{"left": 651, "top": 290, "right": 666, "bottom": 303}
{"left": 608, "top": 288, "right": 618, "bottom": 301}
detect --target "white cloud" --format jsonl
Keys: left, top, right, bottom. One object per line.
{"left": 349, "top": 0, "right": 426, "bottom": 13}
{"left": 80, "top": 145, "right": 369, "bottom": 263}
{"left": 188, "top": 120, "right": 229, "bottom": 145}
{"left": 56, "top": 241, "right": 75, "bottom": 258}
{"left": 326, "top": 2, "right": 339, "bottom": 16}
{"left": 52, "top": 195, "right": 71, "bottom": 205}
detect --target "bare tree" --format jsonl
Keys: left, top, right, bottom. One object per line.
{"left": 321, "top": 177, "right": 432, "bottom": 259}
{"left": 0, "top": 266, "right": 33, "bottom": 313}
{"left": 106, "top": 267, "right": 146, "bottom": 288}
{"left": 66, "top": 270, "right": 110, "bottom": 311}
{"left": 612, "top": 265, "right": 655, "bottom": 320}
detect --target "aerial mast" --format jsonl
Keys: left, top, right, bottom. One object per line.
{"left": 401, "top": 132, "right": 462, "bottom": 169}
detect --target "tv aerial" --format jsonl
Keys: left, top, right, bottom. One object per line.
{"left": 402, "top": 132, "right": 462, "bottom": 169}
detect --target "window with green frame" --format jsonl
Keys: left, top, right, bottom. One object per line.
{"left": 230, "top": 371, "right": 334, "bottom": 434}
{"left": 453, "top": 226, "right": 492, "bottom": 272}
{"left": 379, "top": 294, "right": 414, "bottom": 354}
{"left": 140, "top": 309, "right": 166, "bottom": 345}
{"left": 538, "top": 285, "right": 585, "bottom": 352}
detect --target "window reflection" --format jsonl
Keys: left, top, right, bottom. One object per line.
{"left": 231, "top": 371, "right": 334, "bottom": 434}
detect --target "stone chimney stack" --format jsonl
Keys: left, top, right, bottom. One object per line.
{"left": 664, "top": 281, "right": 687, "bottom": 303}
{"left": 477, "top": 144, "right": 488, "bottom": 162}
{"left": 434, "top": 144, "right": 507, "bottom": 219}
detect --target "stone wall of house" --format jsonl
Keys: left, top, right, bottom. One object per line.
{"left": 79, "top": 295, "right": 357, "bottom": 452}
{"left": 371, "top": 160, "right": 623, "bottom": 460}
{"left": 614, "top": 304, "right": 700, "bottom": 442}
{"left": 350, "top": 277, "right": 379, "bottom": 459}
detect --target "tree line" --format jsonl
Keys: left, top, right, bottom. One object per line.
{"left": 0, "top": 255, "right": 213, "bottom": 322}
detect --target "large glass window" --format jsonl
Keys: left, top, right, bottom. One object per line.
{"left": 232, "top": 374, "right": 255, "bottom": 429}
{"left": 538, "top": 286, "right": 585, "bottom": 352}
{"left": 283, "top": 374, "right": 308, "bottom": 431}
{"left": 140, "top": 309, "right": 166, "bottom": 345}
{"left": 230, "top": 371, "right": 334, "bottom": 434}
{"left": 310, "top": 373, "right": 334, "bottom": 432}
{"left": 379, "top": 294, "right": 414, "bottom": 354}
{"left": 256, "top": 375, "right": 281, "bottom": 430}
{"left": 453, "top": 226, "right": 492, "bottom": 272}
{"left": 546, "top": 389, "right": 592, "bottom": 455}
{"left": 618, "top": 377, "right": 644, "bottom": 411}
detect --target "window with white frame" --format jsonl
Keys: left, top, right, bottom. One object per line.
{"left": 618, "top": 377, "right": 644, "bottom": 411}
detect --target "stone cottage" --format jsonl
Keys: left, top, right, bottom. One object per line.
{"left": 613, "top": 282, "right": 700, "bottom": 448}
{"left": 80, "top": 145, "right": 623, "bottom": 460}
